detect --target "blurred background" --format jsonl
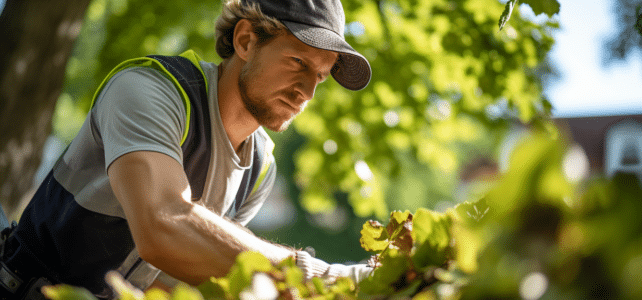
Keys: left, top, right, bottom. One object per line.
{"left": 1, "top": 0, "right": 641, "bottom": 267}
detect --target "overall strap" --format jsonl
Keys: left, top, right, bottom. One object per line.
{"left": 147, "top": 53, "right": 212, "bottom": 200}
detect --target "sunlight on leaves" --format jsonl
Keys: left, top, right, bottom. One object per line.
{"left": 360, "top": 220, "right": 389, "bottom": 252}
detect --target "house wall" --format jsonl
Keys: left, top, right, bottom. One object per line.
{"left": 555, "top": 115, "right": 642, "bottom": 173}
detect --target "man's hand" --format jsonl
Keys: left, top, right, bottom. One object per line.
{"left": 295, "top": 251, "right": 374, "bottom": 284}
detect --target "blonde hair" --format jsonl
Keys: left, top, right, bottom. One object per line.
{"left": 215, "top": 0, "right": 288, "bottom": 59}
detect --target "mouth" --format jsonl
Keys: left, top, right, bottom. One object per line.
{"left": 279, "top": 98, "right": 301, "bottom": 114}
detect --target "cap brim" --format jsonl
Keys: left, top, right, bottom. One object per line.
{"left": 282, "top": 20, "right": 371, "bottom": 91}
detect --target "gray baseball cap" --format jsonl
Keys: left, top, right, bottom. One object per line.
{"left": 243, "top": 0, "right": 371, "bottom": 91}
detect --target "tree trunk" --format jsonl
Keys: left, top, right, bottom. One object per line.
{"left": 0, "top": 0, "right": 91, "bottom": 219}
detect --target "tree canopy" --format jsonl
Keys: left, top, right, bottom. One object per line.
{"left": 38, "top": 0, "right": 642, "bottom": 299}
{"left": 17, "top": 0, "right": 642, "bottom": 299}
{"left": 57, "top": 0, "right": 559, "bottom": 223}
{"left": 604, "top": 0, "right": 642, "bottom": 63}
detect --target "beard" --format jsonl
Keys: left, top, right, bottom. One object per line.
{"left": 237, "top": 60, "right": 303, "bottom": 132}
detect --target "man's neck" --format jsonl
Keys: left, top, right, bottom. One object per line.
{"left": 217, "top": 60, "right": 260, "bottom": 154}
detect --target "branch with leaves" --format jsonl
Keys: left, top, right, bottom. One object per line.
{"left": 499, "top": 0, "right": 561, "bottom": 30}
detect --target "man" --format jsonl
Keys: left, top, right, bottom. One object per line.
{"left": 0, "top": 0, "right": 372, "bottom": 298}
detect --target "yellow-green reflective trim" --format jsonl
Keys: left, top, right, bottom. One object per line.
{"left": 89, "top": 57, "right": 197, "bottom": 146}
{"left": 178, "top": 50, "right": 208, "bottom": 93}
{"left": 251, "top": 161, "right": 271, "bottom": 194}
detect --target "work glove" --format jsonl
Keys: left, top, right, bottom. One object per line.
{"left": 295, "top": 250, "right": 374, "bottom": 284}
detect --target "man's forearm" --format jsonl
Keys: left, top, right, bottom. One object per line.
{"left": 189, "top": 203, "right": 295, "bottom": 263}
{"left": 109, "top": 151, "right": 294, "bottom": 285}
{"left": 140, "top": 201, "right": 294, "bottom": 285}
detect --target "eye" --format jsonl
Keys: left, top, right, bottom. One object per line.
{"left": 292, "top": 57, "right": 306, "bottom": 68}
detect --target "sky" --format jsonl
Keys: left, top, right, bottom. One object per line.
{"left": 1, "top": 0, "right": 641, "bottom": 118}
{"left": 541, "top": 0, "right": 642, "bottom": 118}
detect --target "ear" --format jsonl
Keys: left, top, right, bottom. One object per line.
{"left": 232, "top": 19, "right": 256, "bottom": 62}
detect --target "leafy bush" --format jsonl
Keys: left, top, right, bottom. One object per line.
{"left": 44, "top": 129, "right": 642, "bottom": 299}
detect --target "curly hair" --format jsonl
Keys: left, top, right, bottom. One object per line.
{"left": 215, "top": 0, "right": 288, "bottom": 59}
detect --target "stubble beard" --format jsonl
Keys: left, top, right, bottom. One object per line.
{"left": 238, "top": 62, "right": 298, "bottom": 133}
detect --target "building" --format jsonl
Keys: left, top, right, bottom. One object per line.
{"left": 556, "top": 114, "right": 642, "bottom": 180}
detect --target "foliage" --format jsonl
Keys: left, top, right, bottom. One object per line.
{"left": 41, "top": 0, "right": 642, "bottom": 298}
{"left": 453, "top": 133, "right": 642, "bottom": 300}
{"left": 499, "top": 0, "right": 560, "bottom": 31}
{"left": 498, "top": 0, "right": 518, "bottom": 31}
{"left": 604, "top": 0, "right": 642, "bottom": 63}
{"left": 57, "top": 0, "right": 558, "bottom": 221}
{"left": 43, "top": 127, "right": 642, "bottom": 300}
{"left": 293, "top": 0, "right": 557, "bottom": 220}
{"left": 45, "top": 0, "right": 578, "bottom": 297}
{"left": 44, "top": 252, "right": 358, "bottom": 300}
{"left": 55, "top": 0, "right": 224, "bottom": 143}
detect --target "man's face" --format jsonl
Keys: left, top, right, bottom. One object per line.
{"left": 238, "top": 32, "right": 338, "bottom": 132}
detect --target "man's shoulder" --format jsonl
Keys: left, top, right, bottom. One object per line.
{"left": 98, "top": 66, "right": 184, "bottom": 107}
{"left": 106, "top": 66, "right": 176, "bottom": 93}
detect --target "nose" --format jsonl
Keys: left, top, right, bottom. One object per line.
{"left": 296, "top": 72, "right": 319, "bottom": 101}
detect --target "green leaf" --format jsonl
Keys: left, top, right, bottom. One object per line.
{"left": 451, "top": 222, "right": 483, "bottom": 274}
{"left": 541, "top": 97, "right": 553, "bottom": 116}
{"left": 389, "top": 210, "right": 413, "bottom": 226}
{"left": 284, "top": 265, "right": 304, "bottom": 287}
{"left": 144, "top": 289, "right": 169, "bottom": 300}
{"left": 450, "top": 199, "right": 490, "bottom": 226}
{"left": 411, "top": 209, "right": 452, "bottom": 268}
{"left": 360, "top": 220, "right": 390, "bottom": 252}
{"left": 311, "top": 277, "right": 329, "bottom": 295}
{"left": 359, "top": 248, "right": 409, "bottom": 295}
{"left": 413, "top": 209, "right": 450, "bottom": 245}
{"left": 227, "top": 251, "right": 275, "bottom": 297}
{"left": 498, "top": 0, "right": 518, "bottom": 31}
{"left": 391, "top": 220, "right": 414, "bottom": 254}
{"left": 329, "top": 277, "right": 357, "bottom": 295}
{"left": 387, "top": 211, "right": 414, "bottom": 254}
{"left": 41, "top": 285, "right": 98, "bottom": 300}
{"left": 198, "top": 277, "right": 230, "bottom": 300}
{"left": 169, "top": 284, "right": 204, "bottom": 300}
{"left": 521, "top": 0, "right": 561, "bottom": 17}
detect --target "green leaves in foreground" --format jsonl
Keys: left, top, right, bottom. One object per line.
{"left": 41, "top": 285, "right": 97, "bottom": 300}
{"left": 198, "top": 251, "right": 356, "bottom": 299}
{"left": 359, "top": 208, "right": 459, "bottom": 296}
{"left": 44, "top": 252, "right": 355, "bottom": 300}
{"left": 359, "top": 210, "right": 413, "bottom": 253}
{"left": 40, "top": 130, "right": 642, "bottom": 300}
{"left": 44, "top": 206, "right": 463, "bottom": 300}
{"left": 42, "top": 271, "right": 198, "bottom": 300}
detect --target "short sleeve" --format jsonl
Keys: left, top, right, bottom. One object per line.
{"left": 93, "top": 67, "right": 186, "bottom": 170}
{"left": 233, "top": 158, "right": 277, "bottom": 226}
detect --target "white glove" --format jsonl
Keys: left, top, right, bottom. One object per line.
{"left": 295, "top": 251, "right": 374, "bottom": 284}
{"left": 325, "top": 263, "right": 373, "bottom": 284}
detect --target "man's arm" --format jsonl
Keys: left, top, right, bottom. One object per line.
{"left": 108, "top": 150, "right": 294, "bottom": 285}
